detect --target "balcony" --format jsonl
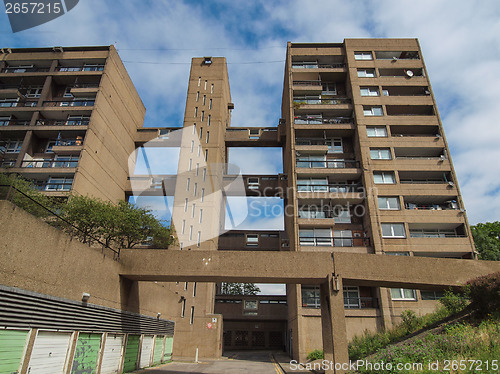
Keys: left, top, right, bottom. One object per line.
{"left": 20, "top": 157, "right": 78, "bottom": 168}
{"left": 49, "top": 138, "right": 84, "bottom": 154}
{"left": 294, "top": 115, "right": 353, "bottom": 128}
{"left": 292, "top": 62, "right": 346, "bottom": 69}
{"left": 33, "top": 178, "right": 73, "bottom": 192}
{"left": 56, "top": 65, "right": 104, "bottom": 72}
{"left": 299, "top": 236, "right": 358, "bottom": 247}
{"left": 42, "top": 99, "right": 95, "bottom": 107}
{"left": 297, "top": 158, "right": 359, "bottom": 169}
{"left": 375, "top": 51, "right": 420, "bottom": 60}
{"left": 1, "top": 66, "right": 50, "bottom": 74}
{"left": 35, "top": 117, "right": 90, "bottom": 127}
{"left": 344, "top": 297, "right": 379, "bottom": 309}
{"left": 0, "top": 99, "right": 38, "bottom": 108}
{"left": 0, "top": 118, "right": 31, "bottom": 126}
{"left": 297, "top": 183, "right": 363, "bottom": 193}
{"left": 293, "top": 96, "right": 351, "bottom": 105}
{"left": 405, "top": 201, "right": 459, "bottom": 211}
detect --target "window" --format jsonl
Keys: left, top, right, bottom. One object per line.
{"left": 204, "top": 80, "right": 207, "bottom": 90}
{"left": 192, "top": 203, "right": 196, "bottom": 218}
{"left": 186, "top": 178, "right": 190, "bottom": 191}
{"left": 296, "top": 155, "right": 326, "bottom": 168}
{"left": 201, "top": 111, "right": 205, "bottom": 122}
{"left": 193, "top": 282, "right": 197, "bottom": 297}
{"left": 194, "top": 183, "right": 198, "bottom": 196}
{"left": 357, "top": 69, "right": 376, "bottom": 78}
{"left": 370, "top": 148, "right": 392, "bottom": 160}
{"left": 203, "top": 95, "right": 206, "bottom": 105}
{"left": 201, "top": 188, "right": 205, "bottom": 201}
{"left": 248, "top": 177, "right": 260, "bottom": 189}
{"left": 391, "top": 288, "right": 417, "bottom": 301}
{"left": 197, "top": 231, "right": 201, "bottom": 247}
{"left": 190, "top": 306, "right": 195, "bottom": 324}
{"left": 45, "top": 177, "right": 73, "bottom": 191}
{"left": 420, "top": 290, "right": 445, "bottom": 300}
{"left": 184, "top": 282, "right": 188, "bottom": 290}
{"left": 191, "top": 140, "right": 194, "bottom": 152}
{"left": 246, "top": 234, "right": 259, "bottom": 246}
{"left": 322, "top": 82, "right": 337, "bottom": 95}
{"left": 373, "top": 172, "right": 396, "bottom": 184}
{"left": 181, "top": 299, "right": 186, "bottom": 317}
{"left": 211, "top": 84, "right": 214, "bottom": 93}
{"left": 184, "top": 198, "right": 188, "bottom": 212}
{"left": 333, "top": 230, "right": 353, "bottom": 247}
{"left": 297, "top": 178, "right": 328, "bottom": 192}
{"left": 299, "top": 228, "right": 332, "bottom": 246}
{"left": 301, "top": 285, "right": 320, "bottom": 308}
{"left": 199, "top": 127, "right": 203, "bottom": 139}
{"left": 206, "top": 131, "right": 210, "bottom": 143}
{"left": 197, "top": 144, "right": 201, "bottom": 156}
{"left": 366, "top": 126, "right": 387, "bottom": 137}
{"left": 196, "top": 163, "right": 200, "bottom": 176}
{"left": 329, "top": 138, "right": 343, "bottom": 153}
{"left": 343, "top": 286, "right": 361, "bottom": 309}
{"left": 203, "top": 169, "right": 206, "bottom": 182}
{"left": 189, "top": 226, "right": 193, "bottom": 241}
{"left": 199, "top": 209, "right": 203, "bottom": 223}
{"left": 378, "top": 197, "right": 400, "bottom": 210}
{"left": 333, "top": 209, "right": 351, "bottom": 224}
{"left": 181, "top": 220, "right": 186, "bottom": 234}
{"left": 25, "top": 86, "right": 43, "bottom": 98}
{"left": 189, "top": 158, "right": 192, "bottom": 171}
{"left": 3, "top": 140, "right": 22, "bottom": 153}
{"left": 198, "top": 77, "right": 201, "bottom": 87}
{"left": 360, "top": 87, "right": 380, "bottom": 97}
{"left": 194, "top": 107, "right": 198, "bottom": 117}
{"left": 354, "top": 51, "right": 373, "bottom": 60}
{"left": 209, "top": 99, "right": 212, "bottom": 109}
{"left": 363, "top": 106, "right": 383, "bottom": 116}
{"left": 381, "top": 223, "right": 406, "bottom": 238}
{"left": 196, "top": 91, "right": 199, "bottom": 101}
{"left": 207, "top": 115, "right": 211, "bottom": 126}
{"left": 204, "top": 149, "right": 208, "bottom": 161}
{"left": 0, "top": 116, "right": 11, "bottom": 126}
{"left": 244, "top": 300, "right": 258, "bottom": 315}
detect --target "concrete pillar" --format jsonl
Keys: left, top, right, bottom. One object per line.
{"left": 320, "top": 274, "right": 349, "bottom": 374}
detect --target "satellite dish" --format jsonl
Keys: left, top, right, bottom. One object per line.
{"left": 405, "top": 70, "right": 414, "bottom": 77}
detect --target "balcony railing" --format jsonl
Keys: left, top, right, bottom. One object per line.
{"left": 297, "top": 159, "right": 359, "bottom": 168}
{"left": 293, "top": 80, "right": 321, "bottom": 86}
{"left": 34, "top": 181, "right": 74, "bottom": 191}
{"left": 299, "top": 237, "right": 355, "bottom": 247}
{"left": 292, "top": 62, "right": 346, "bottom": 69}
{"left": 405, "top": 202, "right": 459, "bottom": 210}
{"left": 36, "top": 118, "right": 90, "bottom": 126}
{"left": 294, "top": 115, "right": 353, "bottom": 125}
{"left": 0, "top": 119, "right": 31, "bottom": 126}
{"left": 54, "top": 139, "right": 83, "bottom": 147}
{"left": 297, "top": 183, "right": 363, "bottom": 193}
{"left": 56, "top": 66, "right": 104, "bottom": 72}
{"left": 400, "top": 179, "right": 448, "bottom": 184}
{"left": 21, "top": 159, "right": 78, "bottom": 168}
{"left": 294, "top": 96, "right": 351, "bottom": 105}
{"left": 344, "top": 297, "right": 379, "bottom": 309}
{"left": 42, "top": 99, "right": 95, "bottom": 107}
{"left": 298, "top": 210, "right": 351, "bottom": 223}
{"left": 0, "top": 100, "right": 38, "bottom": 107}
{"left": 409, "top": 231, "right": 466, "bottom": 238}
{"left": 2, "top": 67, "right": 50, "bottom": 73}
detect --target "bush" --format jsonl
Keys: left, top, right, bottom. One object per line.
{"left": 439, "top": 289, "right": 469, "bottom": 314}
{"left": 401, "top": 310, "right": 420, "bottom": 333}
{"left": 467, "top": 272, "right": 500, "bottom": 316}
{"left": 306, "top": 349, "right": 324, "bottom": 361}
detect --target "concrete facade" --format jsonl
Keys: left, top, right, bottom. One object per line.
{"left": 0, "top": 41, "right": 494, "bottom": 373}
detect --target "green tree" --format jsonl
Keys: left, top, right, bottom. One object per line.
{"left": 220, "top": 283, "right": 261, "bottom": 295}
{"left": 471, "top": 222, "right": 500, "bottom": 261}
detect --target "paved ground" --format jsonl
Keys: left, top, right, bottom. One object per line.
{"left": 136, "top": 350, "right": 311, "bottom": 374}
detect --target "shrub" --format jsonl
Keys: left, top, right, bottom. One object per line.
{"left": 439, "top": 289, "right": 469, "bottom": 314}
{"left": 306, "top": 349, "right": 324, "bottom": 361}
{"left": 467, "top": 272, "right": 500, "bottom": 316}
{"left": 401, "top": 310, "right": 420, "bottom": 333}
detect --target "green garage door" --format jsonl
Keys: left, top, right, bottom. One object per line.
{"left": 163, "top": 336, "right": 173, "bottom": 361}
{"left": 152, "top": 336, "right": 164, "bottom": 365}
{"left": 0, "top": 329, "right": 29, "bottom": 374}
{"left": 122, "top": 335, "right": 140, "bottom": 373}
{"left": 71, "top": 333, "right": 102, "bottom": 374}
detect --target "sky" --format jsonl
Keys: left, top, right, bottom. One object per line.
{"left": 2, "top": 0, "right": 500, "bottom": 293}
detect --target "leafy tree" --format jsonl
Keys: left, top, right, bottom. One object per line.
{"left": 471, "top": 222, "right": 500, "bottom": 261}
{"left": 220, "top": 283, "right": 261, "bottom": 295}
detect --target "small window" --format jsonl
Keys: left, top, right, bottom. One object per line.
{"left": 199, "top": 209, "right": 203, "bottom": 223}
{"left": 301, "top": 285, "right": 320, "bottom": 308}
{"left": 204, "top": 80, "right": 208, "bottom": 90}
{"left": 204, "top": 149, "right": 208, "bottom": 161}
{"left": 421, "top": 290, "right": 445, "bottom": 300}
{"left": 198, "top": 77, "right": 201, "bottom": 87}
{"left": 203, "top": 169, "right": 207, "bottom": 182}
{"left": 181, "top": 299, "right": 186, "bottom": 317}
{"left": 206, "top": 131, "right": 210, "bottom": 143}
{"left": 360, "top": 87, "right": 380, "bottom": 96}
{"left": 381, "top": 223, "right": 406, "bottom": 238}
{"left": 184, "top": 198, "right": 188, "bottom": 212}
{"left": 192, "top": 203, "right": 196, "bottom": 218}
{"left": 373, "top": 172, "right": 396, "bottom": 184}
{"left": 246, "top": 234, "right": 259, "bottom": 246}
{"left": 191, "top": 140, "right": 194, "bottom": 152}
{"left": 357, "top": 69, "right": 376, "bottom": 78}
{"left": 194, "top": 107, "right": 198, "bottom": 118}
{"left": 363, "top": 106, "right": 383, "bottom": 116}
{"left": 209, "top": 99, "right": 213, "bottom": 109}
{"left": 201, "top": 188, "right": 205, "bottom": 201}
{"left": 188, "top": 159, "right": 192, "bottom": 171}
{"left": 197, "top": 231, "right": 201, "bottom": 247}
{"left": 391, "top": 288, "right": 416, "bottom": 301}
{"left": 207, "top": 115, "right": 211, "bottom": 126}
{"left": 181, "top": 220, "right": 186, "bottom": 234}
{"left": 248, "top": 177, "right": 260, "bottom": 189}
{"left": 201, "top": 111, "right": 205, "bottom": 122}
{"left": 194, "top": 183, "right": 198, "bottom": 196}
{"left": 366, "top": 126, "right": 387, "bottom": 137}
{"left": 190, "top": 306, "right": 195, "bottom": 324}
{"left": 186, "top": 178, "right": 190, "bottom": 191}
{"left": 203, "top": 95, "right": 206, "bottom": 105}
{"left": 244, "top": 300, "right": 258, "bottom": 310}
{"left": 354, "top": 51, "right": 373, "bottom": 60}
{"left": 370, "top": 148, "right": 392, "bottom": 160}
{"left": 378, "top": 197, "right": 400, "bottom": 210}
{"left": 196, "top": 92, "right": 199, "bottom": 102}
{"left": 193, "top": 282, "right": 197, "bottom": 297}
{"left": 189, "top": 226, "right": 193, "bottom": 241}
{"left": 196, "top": 163, "right": 200, "bottom": 176}
{"left": 211, "top": 84, "right": 214, "bottom": 93}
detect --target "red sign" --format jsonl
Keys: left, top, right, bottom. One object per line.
{"left": 207, "top": 322, "right": 213, "bottom": 329}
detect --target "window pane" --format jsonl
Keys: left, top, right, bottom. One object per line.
{"left": 392, "top": 224, "right": 405, "bottom": 237}
{"left": 391, "top": 288, "right": 403, "bottom": 299}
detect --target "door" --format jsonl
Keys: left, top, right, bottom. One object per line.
{"left": 138, "top": 336, "right": 154, "bottom": 368}
{"left": 71, "top": 333, "right": 102, "bottom": 374}
{"left": 28, "top": 331, "right": 72, "bottom": 374}
{"left": 163, "top": 337, "right": 173, "bottom": 361}
{"left": 122, "top": 335, "right": 140, "bottom": 373}
{"left": 0, "top": 329, "right": 29, "bottom": 374}
{"left": 152, "top": 336, "right": 164, "bottom": 366}
{"left": 100, "top": 334, "right": 124, "bottom": 374}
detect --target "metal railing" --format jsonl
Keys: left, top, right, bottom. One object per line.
{"left": 42, "top": 99, "right": 95, "bottom": 107}
{"left": 344, "top": 297, "right": 379, "bottom": 309}
{"left": 405, "top": 202, "right": 458, "bottom": 210}
{"left": 34, "top": 181, "right": 73, "bottom": 191}
{"left": 21, "top": 159, "right": 78, "bottom": 168}
{"left": 0, "top": 184, "right": 119, "bottom": 258}
{"left": 0, "top": 119, "right": 31, "bottom": 126}
{"left": 294, "top": 115, "right": 353, "bottom": 124}
{"left": 294, "top": 96, "right": 351, "bottom": 105}
{"left": 409, "top": 231, "right": 466, "bottom": 238}
{"left": 54, "top": 139, "right": 83, "bottom": 147}
{"left": 292, "top": 63, "right": 346, "bottom": 69}
{"left": 56, "top": 66, "right": 104, "bottom": 72}
{"left": 297, "top": 183, "right": 363, "bottom": 193}
{"left": 400, "top": 179, "right": 447, "bottom": 184}
{"left": 299, "top": 237, "right": 356, "bottom": 247}
{"left": 0, "top": 100, "right": 38, "bottom": 107}
{"left": 35, "top": 118, "right": 90, "bottom": 126}
{"left": 296, "top": 160, "right": 359, "bottom": 169}
{"left": 2, "top": 67, "right": 50, "bottom": 73}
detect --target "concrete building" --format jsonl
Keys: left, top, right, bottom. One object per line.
{"left": 0, "top": 39, "right": 482, "bottom": 370}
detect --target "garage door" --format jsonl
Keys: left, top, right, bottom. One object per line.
{"left": 0, "top": 329, "right": 29, "bottom": 374}
{"left": 100, "top": 334, "right": 124, "bottom": 374}
{"left": 71, "top": 332, "right": 102, "bottom": 374}
{"left": 138, "top": 335, "right": 154, "bottom": 368}
{"left": 163, "top": 336, "right": 173, "bottom": 361}
{"left": 122, "top": 335, "right": 140, "bottom": 373}
{"left": 152, "top": 336, "right": 164, "bottom": 365}
{"left": 28, "top": 331, "right": 72, "bottom": 374}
